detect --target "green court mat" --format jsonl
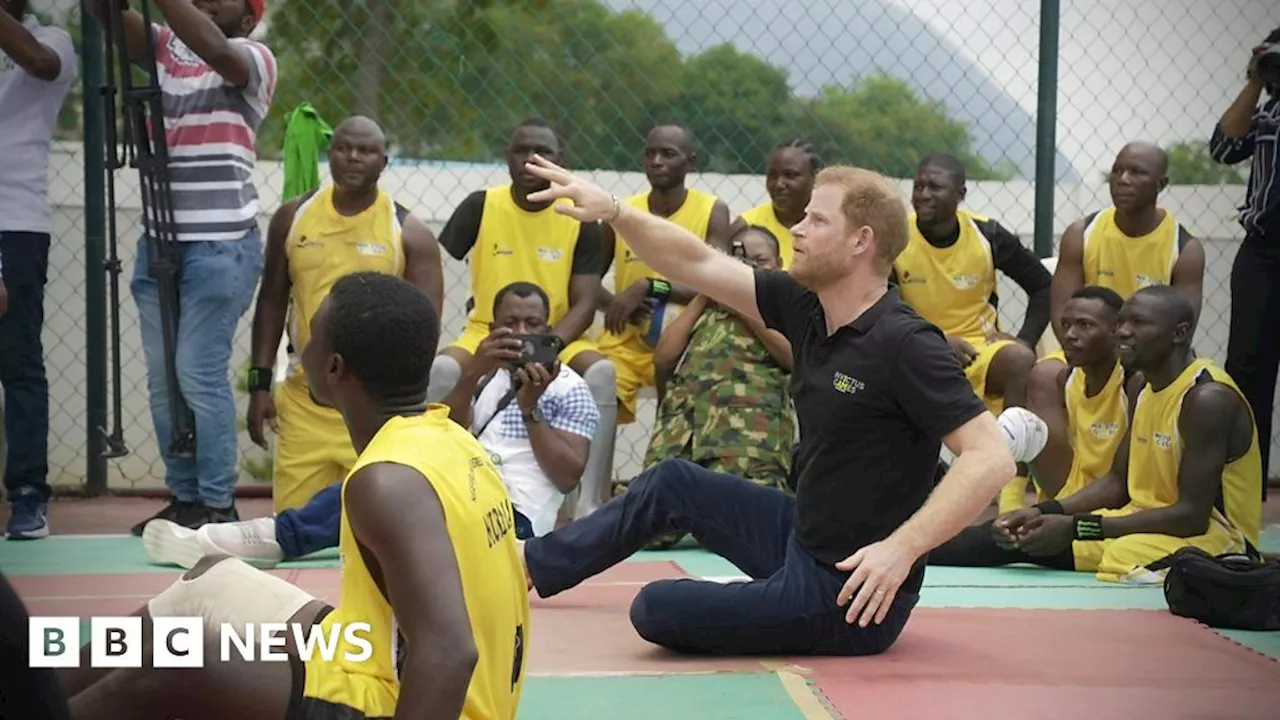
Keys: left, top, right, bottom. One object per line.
{"left": 0, "top": 536, "right": 339, "bottom": 575}
{"left": 1216, "top": 629, "right": 1280, "bottom": 663}
{"left": 517, "top": 673, "right": 806, "bottom": 720}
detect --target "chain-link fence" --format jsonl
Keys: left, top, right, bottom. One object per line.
{"left": 34, "top": 0, "right": 1278, "bottom": 493}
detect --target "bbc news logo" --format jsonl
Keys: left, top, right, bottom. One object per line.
{"left": 30, "top": 617, "right": 374, "bottom": 668}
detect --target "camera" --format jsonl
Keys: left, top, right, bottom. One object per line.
{"left": 1257, "top": 43, "right": 1280, "bottom": 87}
{"left": 510, "top": 333, "right": 562, "bottom": 373}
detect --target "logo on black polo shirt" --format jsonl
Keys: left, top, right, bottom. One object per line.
{"left": 832, "top": 371, "right": 864, "bottom": 395}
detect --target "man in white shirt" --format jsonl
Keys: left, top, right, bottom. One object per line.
{"left": 0, "top": 0, "right": 77, "bottom": 540}
{"left": 139, "top": 281, "right": 600, "bottom": 568}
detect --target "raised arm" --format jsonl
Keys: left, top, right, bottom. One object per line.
{"left": 524, "top": 156, "right": 759, "bottom": 325}
{"left": 401, "top": 212, "right": 445, "bottom": 317}
{"left": 151, "top": 0, "right": 253, "bottom": 86}
{"left": 1210, "top": 45, "right": 1266, "bottom": 160}
{"left": 0, "top": 12, "right": 70, "bottom": 82}
{"left": 1049, "top": 219, "right": 1086, "bottom": 342}
{"left": 344, "top": 463, "right": 480, "bottom": 719}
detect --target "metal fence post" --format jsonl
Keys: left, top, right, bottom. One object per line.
{"left": 81, "top": 3, "right": 108, "bottom": 497}
{"left": 1033, "top": 0, "right": 1061, "bottom": 259}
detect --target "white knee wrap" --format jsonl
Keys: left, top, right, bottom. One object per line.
{"left": 146, "top": 557, "right": 316, "bottom": 628}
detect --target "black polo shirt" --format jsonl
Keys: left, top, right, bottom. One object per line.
{"left": 755, "top": 270, "right": 987, "bottom": 588}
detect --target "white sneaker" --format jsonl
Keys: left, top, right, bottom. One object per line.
{"left": 141, "top": 519, "right": 206, "bottom": 570}
{"left": 197, "top": 517, "right": 284, "bottom": 568}
{"left": 998, "top": 407, "right": 1049, "bottom": 463}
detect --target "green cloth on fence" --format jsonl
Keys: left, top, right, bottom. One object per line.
{"left": 282, "top": 103, "right": 333, "bottom": 201}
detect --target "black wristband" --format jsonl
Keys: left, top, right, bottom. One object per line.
{"left": 647, "top": 278, "right": 671, "bottom": 299}
{"left": 1072, "top": 514, "right": 1105, "bottom": 541}
{"left": 246, "top": 367, "right": 273, "bottom": 393}
{"left": 1034, "top": 500, "right": 1064, "bottom": 515}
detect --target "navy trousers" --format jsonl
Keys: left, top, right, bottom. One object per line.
{"left": 0, "top": 233, "right": 51, "bottom": 503}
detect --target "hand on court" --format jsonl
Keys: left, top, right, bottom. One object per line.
{"left": 246, "top": 391, "right": 277, "bottom": 450}
{"left": 523, "top": 155, "right": 617, "bottom": 223}
{"left": 835, "top": 537, "right": 918, "bottom": 627}
{"left": 474, "top": 328, "right": 523, "bottom": 375}
{"left": 1014, "top": 514, "right": 1075, "bottom": 556}
{"left": 946, "top": 336, "right": 977, "bottom": 367}
{"left": 515, "top": 361, "right": 557, "bottom": 414}
{"left": 992, "top": 507, "right": 1042, "bottom": 547}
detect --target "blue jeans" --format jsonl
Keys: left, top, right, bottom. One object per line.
{"left": 130, "top": 231, "right": 263, "bottom": 508}
{"left": 275, "top": 481, "right": 536, "bottom": 560}
{"left": 524, "top": 459, "right": 918, "bottom": 656}
{"left": 0, "top": 233, "right": 51, "bottom": 503}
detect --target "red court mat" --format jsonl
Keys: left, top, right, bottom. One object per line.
{"left": 792, "top": 608, "right": 1280, "bottom": 720}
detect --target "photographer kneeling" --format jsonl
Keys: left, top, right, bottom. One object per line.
{"left": 141, "top": 281, "right": 599, "bottom": 568}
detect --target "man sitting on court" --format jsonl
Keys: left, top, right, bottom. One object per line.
{"left": 430, "top": 117, "right": 616, "bottom": 518}
{"left": 596, "top": 122, "right": 730, "bottom": 419}
{"left": 931, "top": 286, "right": 1262, "bottom": 584}
{"left": 1028, "top": 142, "right": 1205, "bottom": 437}
{"left": 514, "top": 154, "right": 1020, "bottom": 657}
{"left": 141, "top": 282, "right": 599, "bottom": 568}
{"left": 893, "top": 153, "right": 1050, "bottom": 513}
{"left": 60, "top": 273, "right": 531, "bottom": 719}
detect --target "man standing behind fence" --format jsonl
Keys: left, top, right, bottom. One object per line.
{"left": 0, "top": 0, "right": 78, "bottom": 540}
{"left": 86, "top": 0, "right": 277, "bottom": 535}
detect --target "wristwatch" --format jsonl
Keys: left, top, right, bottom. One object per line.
{"left": 523, "top": 407, "right": 544, "bottom": 425}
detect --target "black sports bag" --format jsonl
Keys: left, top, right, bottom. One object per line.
{"left": 1157, "top": 546, "right": 1280, "bottom": 631}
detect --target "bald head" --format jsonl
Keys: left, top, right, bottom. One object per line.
{"left": 333, "top": 116, "right": 386, "bottom": 147}
{"left": 648, "top": 124, "right": 694, "bottom": 155}
{"left": 1130, "top": 285, "right": 1195, "bottom": 330}
{"left": 1108, "top": 141, "right": 1168, "bottom": 212}
{"left": 328, "top": 116, "right": 388, "bottom": 191}
{"left": 1117, "top": 141, "right": 1168, "bottom": 175}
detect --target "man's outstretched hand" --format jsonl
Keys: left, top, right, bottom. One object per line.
{"left": 525, "top": 155, "right": 618, "bottom": 223}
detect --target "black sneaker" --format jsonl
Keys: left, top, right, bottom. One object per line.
{"left": 130, "top": 499, "right": 204, "bottom": 537}
{"left": 203, "top": 503, "right": 240, "bottom": 525}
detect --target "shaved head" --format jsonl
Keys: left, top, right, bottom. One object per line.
{"left": 333, "top": 115, "right": 386, "bottom": 147}
{"left": 1129, "top": 284, "right": 1195, "bottom": 329}
{"left": 1117, "top": 141, "right": 1168, "bottom": 175}
{"left": 648, "top": 124, "right": 694, "bottom": 155}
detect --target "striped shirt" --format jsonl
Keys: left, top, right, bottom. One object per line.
{"left": 149, "top": 25, "right": 277, "bottom": 242}
{"left": 1210, "top": 95, "right": 1279, "bottom": 240}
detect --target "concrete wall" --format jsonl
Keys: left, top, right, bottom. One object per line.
{"left": 35, "top": 142, "right": 1272, "bottom": 490}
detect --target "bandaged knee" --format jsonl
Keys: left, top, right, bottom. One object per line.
{"left": 147, "top": 556, "right": 316, "bottom": 628}
{"left": 577, "top": 360, "right": 618, "bottom": 518}
{"left": 427, "top": 354, "right": 462, "bottom": 403}
{"left": 939, "top": 407, "right": 1048, "bottom": 465}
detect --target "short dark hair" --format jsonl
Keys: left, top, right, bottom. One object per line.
{"left": 728, "top": 223, "right": 781, "bottom": 260}
{"left": 918, "top": 154, "right": 967, "bottom": 186}
{"left": 1130, "top": 284, "right": 1196, "bottom": 329}
{"left": 326, "top": 272, "right": 439, "bottom": 402}
{"left": 1070, "top": 285, "right": 1124, "bottom": 314}
{"left": 773, "top": 137, "right": 824, "bottom": 174}
{"left": 492, "top": 281, "right": 550, "bottom": 318}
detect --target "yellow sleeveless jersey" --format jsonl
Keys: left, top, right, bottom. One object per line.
{"left": 893, "top": 209, "right": 1000, "bottom": 347}
{"left": 285, "top": 185, "right": 406, "bottom": 385}
{"left": 1081, "top": 207, "right": 1189, "bottom": 299}
{"left": 302, "top": 407, "right": 530, "bottom": 719}
{"left": 1060, "top": 361, "right": 1129, "bottom": 498}
{"left": 1127, "top": 358, "right": 1262, "bottom": 548}
{"left": 613, "top": 188, "right": 718, "bottom": 292}
{"left": 466, "top": 185, "right": 583, "bottom": 327}
{"left": 740, "top": 202, "right": 794, "bottom": 269}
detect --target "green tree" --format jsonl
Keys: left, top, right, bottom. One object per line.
{"left": 1166, "top": 139, "right": 1246, "bottom": 185}
{"left": 792, "top": 74, "right": 1007, "bottom": 180}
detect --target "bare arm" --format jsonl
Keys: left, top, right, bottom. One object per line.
{"left": 1095, "top": 383, "right": 1245, "bottom": 539}
{"left": 552, "top": 274, "right": 603, "bottom": 347}
{"left": 248, "top": 201, "right": 298, "bottom": 369}
{"left": 85, "top": 0, "right": 148, "bottom": 62}
{"left": 732, "top": 310, "right": 793, "bottom": 371}
{"left": 1028, "top": 365, "right": 1073, "bottom": 497}
{"left": 1171, "top": 236, "right": 1206, "bottom": 328}
{"left": 525, "top": 419, "right": 590, "bottom": 494}
{"left": 441, "top": 367, "right": 487, "bottom": 430}
{"left": 0, "top": 13, "right": 63, "bottom": 81}
{"left": 151, "top": 0, "right": 252, "bottom": 86}
{"left": 344, "top": 464, "right": 479, "bottom": 720}
{"left": 1049, "top": 219, "right": 1086, "bottom": 342}
{"left": 890, "top": 412, "right": 1017, "bottom": 558}
{"left": 608, "top": 203, "right": 759, "bottom": 324}
{"left": 652, "top": 294, "right": 708, "bottom": 375}
{"left": 402, "top": 214, "right": 445, "bottom": 317}
{"left": 596, "top": 223, "right": 618, "bottom": 309}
